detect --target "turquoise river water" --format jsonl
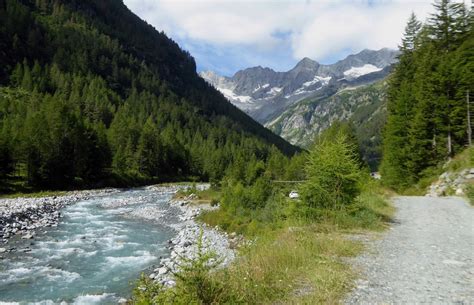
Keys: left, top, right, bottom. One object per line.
{"left": 0, "top": 187, "right": 181, "bottom": 304}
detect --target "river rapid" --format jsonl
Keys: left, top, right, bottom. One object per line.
{"left": 0, "top": 186, "right": 187, "bottom": 304}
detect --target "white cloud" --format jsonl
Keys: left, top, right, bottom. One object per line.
{"left": 124, "top": 0, "right": 436, "bottom": 62}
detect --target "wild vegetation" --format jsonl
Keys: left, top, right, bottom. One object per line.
{"left": 381, "top": 0, "right": 473, "bottom": 190}
{"left": 132, "top": 123, "right": 394, "bottom": 304}
{"left": 0, "top": 0, "right": 297, "bottom": 193}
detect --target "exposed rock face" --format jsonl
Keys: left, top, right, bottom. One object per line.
{"left": 267, "top": 81, "right": 387, "bottom": 145}
{"left": 200, "top": 48, "right": 398, "bottom": 126}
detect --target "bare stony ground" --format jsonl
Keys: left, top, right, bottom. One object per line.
{"left": 345, "top": 196, "right": 474, "bottom": 304}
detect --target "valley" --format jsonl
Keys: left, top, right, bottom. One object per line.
{"left": 0, "top": 0, "right": 472, "bottom": 304}
{"left": 201, "top": 49, "right": 396, "bottom": 166}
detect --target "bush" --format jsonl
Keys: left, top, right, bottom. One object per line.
{"left": 299, "top": 133, "right": 362, "bottom": 213}
{"left": 131, "top": 230, "right": 230, "bottom": 304}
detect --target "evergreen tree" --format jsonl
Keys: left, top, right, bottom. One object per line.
{"left": 135, "top": 118, "right": 162, "bottom": 178}
{"left": 381, "top": 0, "right": 472, "bottom": 189}
{"left": 401, "top": 12, "right": 422, "bottom": 51}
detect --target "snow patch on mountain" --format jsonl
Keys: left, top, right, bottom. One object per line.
{"left": 253, "top": 84, "right": 270, "bottom": 93}
{"left": 268, "top": 87, "right": 282, "bottom": 95}
{"left": 343, "top": 64, "right": 382, "bottom": 79}
{"left": 302, "top": 76, "right": 332, "bottom": 88}
{"left": 218, "top": 88, "right": 252, "bottom": 104}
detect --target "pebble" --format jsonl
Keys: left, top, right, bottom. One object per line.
{"left": 148, "top": 184, "right": 237, "bottom": 286}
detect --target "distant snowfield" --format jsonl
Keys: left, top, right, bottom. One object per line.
{"left": 344, "top": 64, "right": 382, "bottom": 78}
{"left": 302, "top": 75, "right": 332, "bottom": 88}
{"left": 218, "top": 88, "right": 252, "bottom": 103}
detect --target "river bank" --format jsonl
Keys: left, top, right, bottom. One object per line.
{"left": 0, "top": 184, "right": 236, "bottom": 303}
{"left": 144, "top": 185, "right": 237, "bottom": 287}
{"left": 0, "top": 188, "right": 119, "bottom": 246}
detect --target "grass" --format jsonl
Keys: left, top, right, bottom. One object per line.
{"left": 173, "top": 185, "right": 221, "bottom": 205}
{"left": 132, "top": 180, "right": 394, "bottom": 304}
{"left": 465, "top": 183, "right": 474, "bottom": 205}
{"left": 0, "top": 190, "right": 68, "bottom": 199}
{"left": 213, "top": 228, "right": 363, "bottom": 304}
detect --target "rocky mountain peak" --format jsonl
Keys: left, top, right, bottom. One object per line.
{"left": 291, "top": 57, "right": 319, "bottom": 72}
{"left": 200, "top": 48, "right": 399, "bottom": 123}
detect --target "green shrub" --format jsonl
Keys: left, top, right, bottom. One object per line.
{"left": 131, "top": 230, "right": 231, "bottom": 304}
{"left": 299, "top": 133, "right": 362, "bottom": 214}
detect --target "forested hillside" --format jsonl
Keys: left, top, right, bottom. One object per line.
{"left": 381, "top": 0, "right": 473, "bottom": 190}
{"left": 0, "top": 0, "right": 297, "bottom": 191}
{"left": 267, "top": 81, "right": 387, "bottom": 169}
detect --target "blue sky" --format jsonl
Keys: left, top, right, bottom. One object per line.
{"left": 123, "top": 0, "right": 436, "bottom": 77}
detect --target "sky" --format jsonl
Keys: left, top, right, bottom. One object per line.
{"left": 123, "top": 0, "right": 438, "bottom": 76}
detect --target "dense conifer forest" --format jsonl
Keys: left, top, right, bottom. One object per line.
{"left": 381, "top": 0, "right": 473, "bottom": 190}
{"left": 0, "top": 0, "right": 298, "bottom": 192}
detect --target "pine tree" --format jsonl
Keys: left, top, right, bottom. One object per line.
{"left": 135, "top": 118, "right": 162, "bottom": 178}
{"left": 21, "top": 61, "right": 32, "bottom": 91}
{"left": 401, "top": 12, "right": 422, "bottom": 51}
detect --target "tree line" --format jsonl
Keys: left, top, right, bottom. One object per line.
{"left": 381, "top": 0, "right": 473, "bottom": 190}
{"left": 0, "top": 0, "right": 299, "bottom": 192}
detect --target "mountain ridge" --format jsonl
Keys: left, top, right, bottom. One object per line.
{"left": 200, "top": 48, "right": 398, "bottom": 124}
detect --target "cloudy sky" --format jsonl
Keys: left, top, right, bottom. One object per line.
{"left": 123, "top": 0, "right": 437, "bottom": 76}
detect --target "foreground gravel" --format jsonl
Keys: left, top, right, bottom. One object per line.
{"left": 345, "top": 196, "right": 474, "bottom": 304}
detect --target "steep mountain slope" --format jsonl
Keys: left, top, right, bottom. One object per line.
{"left": 267, "top": 81, "right": 388, "bottom": 169}
{"left": 200, "top": 49, "right": 398, "bottom": 124}
{"left": 0, "top": 0, "right": 297, "bottom": 190}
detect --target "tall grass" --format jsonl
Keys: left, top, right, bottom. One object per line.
{"left": 131, "top": 181, "right": 393, "bottom": 304}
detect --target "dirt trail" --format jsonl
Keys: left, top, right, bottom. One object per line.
{"left": 346, "top": 196, "right": 474, "bottom": 304}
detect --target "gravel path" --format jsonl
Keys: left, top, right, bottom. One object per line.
{"left": 346, "top": 196, "right": 474, "bottom": 304}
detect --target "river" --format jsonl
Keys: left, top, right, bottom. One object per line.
{"left": 0, "top": 187, "right": 182, "bottom": 304}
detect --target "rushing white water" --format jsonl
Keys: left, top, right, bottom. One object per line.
{"left": 0, "top": 187, "right": 181, "bottom": 304}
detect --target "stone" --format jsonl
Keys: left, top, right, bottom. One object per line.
{"left": 158, "top": 267, "right": 168, "bottom": 275}
{"left": 455, "top": 188, "right": 464, "bottom": 196}
{"left": 0, "top": 248, "right": 6, "bottom": 253}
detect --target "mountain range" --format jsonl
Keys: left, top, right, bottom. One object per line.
{"left": 200, "top": 48, "right": 398, "bottom": 124}
{"left": 201, "top": 49, "right": 399, "bottom": 167}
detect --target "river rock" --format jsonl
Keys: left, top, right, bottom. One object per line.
{"left": 21, "top": 233, "right": 34, "bottom": 239}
